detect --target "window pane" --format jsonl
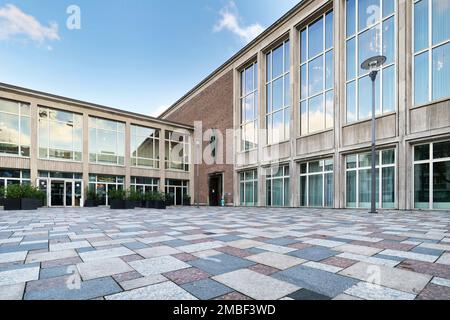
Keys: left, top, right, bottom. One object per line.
{"left": 245, "top": 94, "right": 254, "bottom": 121}
{"left": 346, "top": 0, "right": 356, "bottom": 37}
{"left": 272, "top": 179, "right": 283, "bottom": 206}
{"left": 309, "top": 94, "right": 325, "bottom": 133}
{"left": 415, "top": 144, "right": 430, "bottom": 161}
{"left": 433, "top": 141, "right": 450, "bottom": 159}
{"left": 358, "top": 74, "right": 380, "bottom": 119}
{"left": 359, "top": 169, "right": 372, "bottom": 208}
{"left": 273, "top": 111, "right": 283, "bottom": 143}
{"left": 300, "top": 65, "right": 307, "bottom": 100}
{"left": 309, "top": 56, "right": 324, "bottom": 96}
{"left": 414, "top": 0, "right": 428, "bottom": 53}
{"left": 301, "top": 101, "right": 308, "bottom": 135}
{"left": 300, "top": 176, "right": 307, "bottom": 206}
{"left": 325, "top": 91, "right": 334, "bottom": 129}
{"left": 346, "top": 170, "right": 357, "bottom": 207}
{"left": 300, "top": 29, "right": 307, "bottom": 63}
{"left": 284, "top": 108, "right": 290, "bottom": 140}
{"left": 414, "top": 52, "right": 429, "bottom": 105}
{"left": 358, "top": 26, "right": 381, "bottom": 76}
{"left": 382, "top": 16, "right": 395, "bottom": 65}
{"left": 432, "top": 0, "right": 450, "bottom": 45}
{"left": 346, "top": 81, "right": 357, "bottom": 122}
{"left": 50, "top": 121, "right": 73, "bottom": 150}
{"left": 347, "top": 37, "right": 356, "bottom": 80}
{"left": 284, "top": 40, "right": 290, "bottom": 73}
{"left": 20, "top": 117, "right": 31, "bottom": 146}
{"left": 382, "top": 166, "right": 395, "bottom": 208}
{"left": 309, "top": 160, "right": 324, "bottom": 173}
{"left": 266, "top": 52, "right": 272, "bottom": 82}
{"left": 433, "top": 161, "right": 450, "bottom": 209}
{"left": 272, "top": 45, "right": 284, "bottom": 79}
{"left": 325, "top": 11, "right": 333, "bottom": 49}
{"left": 309, "top": 17, "right": 323, "bottom": 58}
{"left": 309, "top": 174, "right": 323, "bottom": 206}
{"left": 266, "top": 84, "right": 272, "bottom": 113}
{"left": 325, "top": 50, "right": 334, "bottom": 90}
{"left": 325, "top": 173, "right": 334, "bottom": 207}
{"left": 359, "top": 0, "right": 380, "bottom": 31}
{"left": 382, "top": 65, "right": 395, "bottom": 112}
{"left": 0, "top": 99, "right": 19, "bottom": 114}
{"left": 382, "top": 0, "right": 394, "bottom": 17}
{"left": 382, "top": 149, "right": 395, "bottom": 164}
{"left": 272, "top": 78, "right": 283, "bottom": 111}
{"left": 284, "top": 74, "right": 291, "bottom": 106}
{"left": 414, "top": 163, "right": 430, "bottom": 209}
{"left": 0, "top": 113, "right": 19, "bottom": 145}
{"left": 432, "top": 42, "right": 450, "bottom": 101}
{"left": 245, "top": 66, "right": 253, "bottom": 94}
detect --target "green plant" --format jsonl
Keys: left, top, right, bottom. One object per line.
{"left": 108, "top": 188, "right": 126, "bottom": 201}
{"left": 5, "top": 184, "right": 22, "bottom": 199}
{"left": 153, "top": 192, "right": 166, "bottom": 202}
{"left": 86, "top": 188, "right": 98, "bottom": 201}
{"left": 0, "top": 186, "right": 5, "bottom": 199}
{"left": 127, "top": 189, "right": 142, "bottom": 201}
{"left": 183, "top": 194, "right": 191, "bottom": 202}
{"left": 144, "top": 191, "right": 156, "bottom": 201}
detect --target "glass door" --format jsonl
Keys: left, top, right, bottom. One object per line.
{"left": 74, "top": 181, "right": 83, "bottom": 207}
{"left": 65, "top": 181, "right": 73, "bottom": 207}
{"left": 50, "top": 180, "right": 65, "bottom": 207}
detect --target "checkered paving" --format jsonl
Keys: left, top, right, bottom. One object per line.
{"left": 0, "top": 207, "right": 450, "bottom": 300}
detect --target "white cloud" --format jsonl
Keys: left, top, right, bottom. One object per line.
{"left": 213, "top": 1, "right": 265, "bottom": 43}
{"left": 0, "top": 4, "right": 60, "bottom": 46}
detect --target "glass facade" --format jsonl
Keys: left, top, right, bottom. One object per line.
{"left": 89, "top": 117, "right": 125, "bottom": 165}
{"left": 131, "top": 176, "right": 159, "bottom": 194}
{"left": 131, "top": 124, "right": 160, "bottom": 168}
{"left": 89, "top": 174, "right": 124, "bottom": 206}
{"left": 165, "top": 131, "right": 190, "bottom": 171}
{"left": 240, "top": 62, "right": 258, "bottom": 151}
{"left": 300, "top": 11, "right": 334, "bottom": 135}
{"left": 346, "top": 149, "right": 396, "bottom": 209}
{"left": 0, "top": 98, "right": 30, "bottom": 157}
{"left": 414, "top": 141, "right": 450, "bottom": 210}
{"left": 346, "top": 0, "right": 396, "bottom": 122}
{"left": 165, "top": 179, "right": 189, "bottom": 206}
{"left": 38, "top": 107, "right": 83, "bottom": 161}
{"left": 266, "top": 40, "right": 291, "bottom": 144}
{"left": 266, "top": 165, "right": 290, "bottom": 207}
{"left": 38, "top": 171, "right": 83, "bottom": 207}
{"left": 413, "top": 0, "right": 450, "bottom": 105}
{"left": 300, "top": 159, "right": 333, "bottom": 207}
{"left": 239, "top": 170, "right": 258, "bottom": 206}
{"left": 0, "top": 169, "right": 31, "bottom": 189}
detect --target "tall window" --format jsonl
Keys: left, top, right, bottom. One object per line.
{"left": 414, "top": 141, "right": 450, "bottom": 210}
{"left": 346, "top": 149, "right": 396, "bottom": 209}
{"left": 39, "top": 107, "right": 83, "bottom": 161}
{"left": 0, "top": 98, "right": 30, "bottom": 157}
{"left": 266, "top": 40, "right": 291, "bottom": 144}
{"left": 413, "top": 0, "right": 450, "bottom": 105}
{"left": 346, "top": 0, "right": 396, "bottom": 122}
{"left": 240, "top": 62, "right": 258, "bottom": 151}
{"left": 300, "top": 11, "right": 334, "bottom": 135}
{"left": 89, "top": 117, "right": 125, "bottom": 165}
{"left": 0, "top": 169, "right": 31, "bottom": 189}
{"left": 165, "top": 131, "right": 190, "bottom": 171}
{"left": 266, "top": 165, "right": 290, "bottom": 207}
{"left": 131, "top": 177, "right": 159, "bottom": 194}
{"left": 300, "top": 159, "right": 333, "bottom": 207}
{"left": 165, "top": 179, "right": 189, "bottom": 206}
{"left": 89, "top": 175, "right": 124, "bottom": 206}
{"left": 131, "top": 125, "right": 160, "bottom": 168}
{"left": 239, "top": 170, "right": 258, "bottom": 206}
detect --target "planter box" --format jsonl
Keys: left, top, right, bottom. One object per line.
{"left": 21, "top": 198, "right": 40, "bottom": 211}
{"left": 0, "top": 198, "right": 4, "bottom": 207}
{"left": 124, "top": 200, "right": 140, "bottom": 209}
{"left": 3, "top": 199, "right": 21, "bottom": 211}
{"left": 183, "top": 200, "right": 191, "bottom": 206}
{"left": 144, "top": 200, "right": 156, "bottom": 208}
{"left": 110, "top": 199, "right": 125, "bottom": 210}
{"left": 155, "top": 200, "right": 166, "bottom": 210}
{"left": 84, "top": 199, "right": 98, "bottom": 207}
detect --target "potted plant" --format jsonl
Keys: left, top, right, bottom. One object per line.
{"left": 154, "top": 192, "right": 167, "bottom": 210}
{"left": 165, "top": 193, "right": 174, "bottom": 207}
{"left": 108, "top": 188, "right": 126, "bottom": 209}
{"left": 21, "top": 184, "right": 42, "bottom": 210}
{"left": 143, "top": 191, "right": 156, "bottom": 208}
{"left": 3, "top": 184, "right": 22, "bottom": 211}
{"left": 125, "top": 189, "right": 141, "bottom": 209}
{"left": 0, "top": 187, "right": 5, "bottom": 207}
{"left": 183, "top": 194, "right": 191, "bottom": 206}
{"left": 85, "top": 189, "right": 99, "bottom": 207}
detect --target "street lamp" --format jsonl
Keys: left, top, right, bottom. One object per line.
{"left": 361, "top": 55, "right": 386, "bottom": 214}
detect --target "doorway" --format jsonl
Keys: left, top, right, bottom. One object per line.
{"left": 39, "top": 179, "right": 83, "bottom": 207}
{"left": 208, "top": 173, "right": 223, "bottom": 206}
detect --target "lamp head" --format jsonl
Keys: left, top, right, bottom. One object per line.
{"left": 361, "top": 55, "right": 386, "bottom": 72}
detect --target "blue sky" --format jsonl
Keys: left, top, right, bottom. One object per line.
{"left": 0, "top": 0, "right": 299, "bottom": 116}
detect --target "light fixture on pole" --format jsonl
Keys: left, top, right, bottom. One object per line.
{"left": 361, "top": 55, "right": 386, "bottom": 214}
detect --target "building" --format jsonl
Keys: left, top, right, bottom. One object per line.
{"left": 159, "top": 0, "right": 450, "bottom": 211}
{"left": 0, "top": 83, "right": 194, "bottom": 207}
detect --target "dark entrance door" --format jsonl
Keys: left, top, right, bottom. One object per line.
{"left": 209, "top": 173, "right": 223, "bottom": 206}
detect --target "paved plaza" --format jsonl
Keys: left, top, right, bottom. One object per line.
{"left": 0, "top": 207, "right": 450, "bottom": 300}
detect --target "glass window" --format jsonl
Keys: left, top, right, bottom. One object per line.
{"left": 299, "top": 10, "right": 334, "bottom": 135}
{"left": 88, "top": 174, "right": 124, "bottom": 206}
{"left": 414, "top": 141, "right": 450, "bottom": 210}
{"left": 346, "top": 149, "right": 396, "bottom": 208}
{"left": 414, "top": 0, "right": 450, "bottom": 105}
{"left": 266, "top": 165, "right": 289, "bottom": 207}
{"left": 346, "top": 0, "right": 396, "bottom": 122}
{"left": 299, "top": 159, "right": 334, "bottom": 208}
{"left": 165, "top": 179, "right": 189, "bottom": 206}
{"left": 88, "top": 116, "right": 125, "bottom": 165}
{"left": 239, "top": 169, "right": 258, "bottom": 206}
{"left": 240, "top": 62, "right": 258, "bottom": 151}
{"left": 131, "top": 176, "right": 159, "bottom": 194}
{"left": 131, "top": 124, "right": 160, "bottom": 168}
{"left": 0, "top": 98, "right": 31, "bottom": 157}
{"left": 267, "top": 40, "right": 290, "bottom": 144}
{"left": 165, "top": 131, "right": 190, "bottom": 171}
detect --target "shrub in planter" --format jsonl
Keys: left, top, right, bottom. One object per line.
{"left": 20, "top": 185, "right": 42, "bottom": 210}
{"left": 0, "top": 187, "right": 5, "bottom": 207}
{"left": 154, "top": 192, "right": 167, "bottom": 210}
{"left": 183, "top": 194, "right": 191, "bottom": 206}
{"left": 85, "top": 189, "right": 99, "bottom": 207}
{"left": 126, "top": 189, "right": 142, "bottom": 209}
{"left": 165, "top": 193, "right": 174, "bottom": 207}
{"left": 108, "top": 188, "right": 126, "bottom": 209}
{"left": 143, "top": 191, "right": 156, "bottom": 208}
{"left": 3, "top": 184, "right": 22, "bottom": 211}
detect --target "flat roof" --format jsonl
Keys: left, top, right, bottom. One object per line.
{"left": 158, "top": 0, "right": 307, "bottom": 118}
{"left": 0, "top": 82, "right": 194, "bottom": 130}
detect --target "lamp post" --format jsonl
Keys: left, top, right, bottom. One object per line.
{"left": 195, "top": 140, "right": 200, "bottom": 208}
{"left": 361, "top": 55, "right": 386, "bottom": 214}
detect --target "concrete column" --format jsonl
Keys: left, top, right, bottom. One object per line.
{"left": 82, "top": 113, "right": 90, "bottom": 196}
{"left": 159, "top": 128, "right": 166, "bottom": 192}
{"left": 29, "top": 102, "right": 38, "bottom": 186}
{"left": 124, "top": 121, "right": 131, "bottom": 190}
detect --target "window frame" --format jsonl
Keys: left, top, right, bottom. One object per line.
{"left": 240, "top": 61, "right": 258, "bottom": 152}
{"left": 130, "top": 124, "right": 160, "bottom": 169}
{"left": 130, "top": 176, "right": 160, "bottom": 194}
{"left": 299, "top": 158, "right": 334, "bottom": 208}
{"left": 265, "top": 165, "right": 290, "bottom": 207}
{"left": 88, "top": 116, "right": 125, "bottom": 166}
{"left": 0, "top": 98, "right": 31, "bottom": 158}
{"left": 164, "top": 131, "right": 190, "bottom": 172}
{"left": 239, "top": 169, "right": 258, "bottom": 206}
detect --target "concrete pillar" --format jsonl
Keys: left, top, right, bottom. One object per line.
{"left": 29, "top": 102, "right": 38, "bottom": 186}
{"left": 82, "top": 113, "right": 90, "bottom": 196}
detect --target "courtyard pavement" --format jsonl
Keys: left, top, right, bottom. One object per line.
{"left": 0, "top": 206, "right": 449, "bottom": 300}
